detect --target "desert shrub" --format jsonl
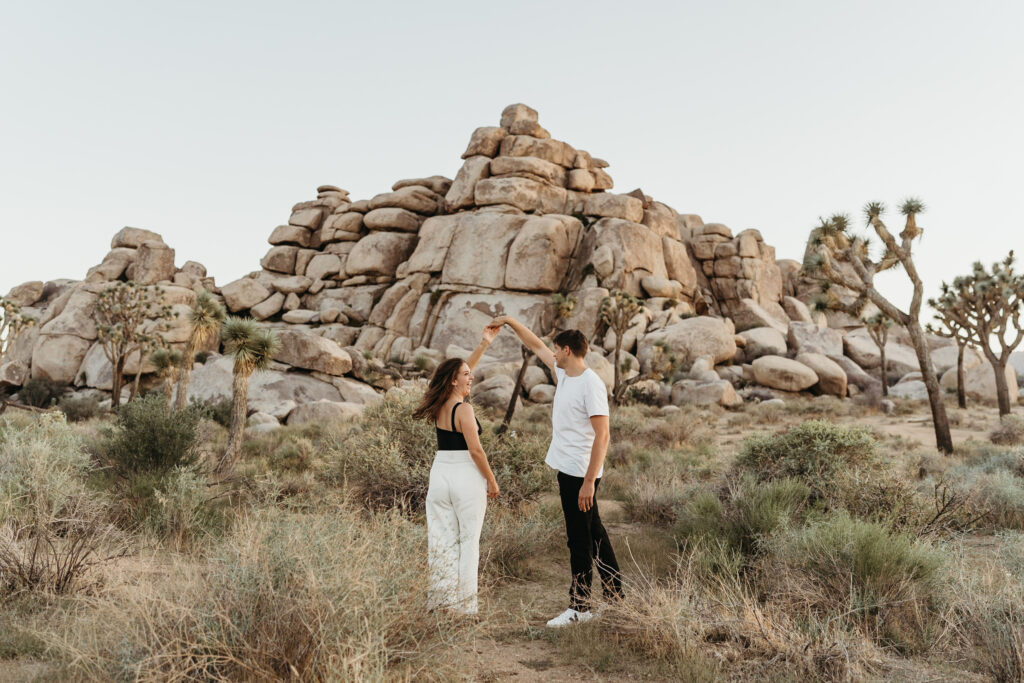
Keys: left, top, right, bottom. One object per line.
{"left": 767, "top": 512, "right": 942, "bottom": 649}
{"left": 240, "top": 422, "right": 333, "bottom": 477}
{"left": 736, "top": 420, "right": 877, "bottom": 496}
{"left": 146, "top": 466, "right": 225, "bottom": 550}
{"left": 326, "top": 387, "right": 550, "bottom": 512}
{"left": 54, "top": 505, "right": 477, "bottom": 681}
{"left": 0, "top": 413, "right": 122, "bottom": 595}
{"left": 673, "top": 477, "right": 811, "bottom": 573}
{"left": 193, "top": 396, "right": 233, "bottom": 428}
{"left": 17, "top": 376, "right": 65, "bottom": 408}
{"left": 945, "top": 453, "right": 1024, "bottom": 530}
{"left": 95, "top": 394, "right": 207, "bottom": 527}
{"left": 58, "top": 395, "right": 101, "bottom": 422}
{"left": 832, "top": 473, "right": 927, "bottom": 531}
{"left": 480, "top": 502, "right": 561, "bottom": 582}
{"left": 991, "top": 415, "right": 1024, "bottom": 446}
{"left": 99, "top": 394, "right": 204, "bottom": 479}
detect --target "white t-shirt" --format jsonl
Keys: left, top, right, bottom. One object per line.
{"left": 545, "top": 367, "right": 610, "bottom": 478}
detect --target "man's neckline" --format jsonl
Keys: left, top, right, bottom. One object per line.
{"left": 561, "top": 366, "right": 588, "bottom": 378}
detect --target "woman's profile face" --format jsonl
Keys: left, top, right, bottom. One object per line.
{"left": 450, "top": 362, "right": 473, "bottom": 398}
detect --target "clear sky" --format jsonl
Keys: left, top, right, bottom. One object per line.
{"left": 2, "top": 1, "right": 1022, "bottom": 319}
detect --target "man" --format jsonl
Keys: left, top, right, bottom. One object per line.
{"left": 488, "top": 316, "right": 623, "bottom": 627}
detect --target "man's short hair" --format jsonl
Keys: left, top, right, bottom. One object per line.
{"left": 552, "top": 329, "right": 588, "bottom": 357}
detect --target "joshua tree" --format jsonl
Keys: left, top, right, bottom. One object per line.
{"left": 863, "top": 312, "right": 893, "bottom": 396}
{"left": 94, "top": 282, "right": 173, "bottom": 407}
{"left": 0, "top": 296, "right": 36, "bottom": 366}
{"left": 927, "top": 307, "right": 972, "bottom": 409}
{"left": 601, "top": 290, "right": 643, "bottom": 406}
{"left": 174, "top": 291, "right": 227, "bottom": 411}
{"left": 214, "top": 318, "right": 280, "bottom": 475}
{"left": 803, "top": 199, "right": 953, "bottom": 453}
{"left": 929, "top": 252, "right": 1024, "bottom": 416}
{"left": 150, "top": 347, "right": 183, "bottom": 402}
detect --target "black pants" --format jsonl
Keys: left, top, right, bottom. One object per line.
{"left": 557, "top": 471, "right": 623, "bottom": 611}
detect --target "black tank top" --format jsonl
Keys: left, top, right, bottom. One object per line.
{"left": 436, "top": 402, "right": 482, "bottom": 450}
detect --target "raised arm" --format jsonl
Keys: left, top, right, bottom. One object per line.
{"left": 490, "top": 316, "right": 556, "bottom": 374}
{"left": 466, "top": 323, "right": 499, "bottom": 371}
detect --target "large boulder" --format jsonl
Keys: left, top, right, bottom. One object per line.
{"left": 941, "top": 360, "right": 1019, "bottom": 402}
{"left": 111, "top": 227, "right": 163, "bottom": 249}
{"left": 401, "top": 214, "right": 459, "bottom": 276}
{"left": 732, "top": 298, "right": 788, "bottom": 335}
{"left": 890, "top": 380, "right": 929, "bottom": 400}
{"left": 188, "top": 355, "right": 343, "bottom": 417}
{"left": 4, "top": 281, "right": 45, "bottom": 307}
{"left": 471, "top": 374, "right": 519, "bottom": 410}
{"left": 473, "top": 177, "right": 567, "bottom": 214}
{"left": 31, "top": 334, "right": 91, "bottom": 383}
{"left": 637, "top": 316, "right": 736, "bottom": 373}
{"left": 843, "top": 328, "right": 881, "bottom": 368}
{"left": 885, "top": 343, "right": 921, "bottom": 378}
{"left": 127, "top": 241, "right": 176, "bottom": 284}
{"left": 671, "top": 379, "right": 743, "bottom": 408}
{"left": 286, "top": 400, "right": 364, "bottom": 426}
{"left": 787, "top": 322, "right": 843, "bottom": 356}
{"left": 0, "top": 361, "right": 29, "bottom": 389}
{"left": 273, "top": 329, "right": 352, "bottom": 376}
{"left": 828, "top": 354, "right": 882, "bottom": 395}
{"left": 221, "top": 278, "right": 272, "bottom": 313}
{"left": 86, "top": 249, "right": 136, "bottom": 282}
{"left": 584, "top": 351, "right": 614, "bottom": 394}
{"left": 504, "top": 215, "right": 582, "bottom": 292}
{"left": 346, "top": 232, "right": 418, "bottom": 277}
{"left": 593, "top": 218, "right": 667, "bottom": 297}
{"left": 557, "top": 286, "right": 609, "bottom": 342}
{"left": 429, "top": 292, "right": 550, "bottom": 361}
{"left": 445, "top": 156, "right": 490, "bottom": 211}
{"left": 38, "top": 287, "right": 98, "bottom": 340}
{"left": 442, "top": 212, "right": 527, "bottom": 288}
{"left": 368, "top": 186, "right": 443, "bottom": 215}
{"left": 795, "top": 352, "right": 847, "bottom": 397}
{"left": 931, "top": 344, "right": 985, "bottom": 376}
{"left": 751, "top": 355, "right": 818, "bottom": 392}
{"left": 738, "top": 327, "right": 787, "bottom": 360}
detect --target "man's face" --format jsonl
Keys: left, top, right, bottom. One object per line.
{"left": 553, "top": 344, "right": 570, "bottom": 368}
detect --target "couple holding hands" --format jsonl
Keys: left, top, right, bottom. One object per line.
{"left": 413, "top": 316, "right": 623, "bottom": 627}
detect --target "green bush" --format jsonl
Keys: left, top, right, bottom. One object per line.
{"left": 95, "top": 394, "right": 207, "bottom": 527}
{"left": 326, "top": 387, "right": 550, "bottom": 512}
{"left": 17, "top": 377, "right": 65, "bottom": 408}
{"left": 768, "top": 512, "right": 942, "bottom": 648}
{"left": 948, "top": 452, "right": 1024, "bottom": 530}
{"left": 736, "top": 420, "right": 877, "bottom": 495}
{"left": 99, "top": 394, "right": 204, "bottom": 479}
{"left": 58, "top": 395, "right": 101, "bottom": 422}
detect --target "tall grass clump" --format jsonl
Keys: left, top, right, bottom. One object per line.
{"left": 54, "top": 504, "right": 477, "bottom": 681}
{"left": 0, "top": 413, "right": 122, "bottom": 595}
{"left": 990, "top": 414, "right": 1024, "bottom": 446}
{"left": 326, "top": 387, "right": 550, "bottom": 512}
{"left": 767, "top": 512, "right": 943, "bottom": 650}
{"left": 946, "top": 450, "right": 1024, "bottom": 530}
{"left": 673, "top": 476, "right": 811, "bottom": 576}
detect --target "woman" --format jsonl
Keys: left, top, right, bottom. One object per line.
{"left": 413, "top": 327, "right": 501, "bottom": 615}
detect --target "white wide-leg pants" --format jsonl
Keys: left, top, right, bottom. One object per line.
{"left": 426, "top": 450, "right": 488, "bottom": 614}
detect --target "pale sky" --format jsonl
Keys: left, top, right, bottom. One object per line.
{"left": 2, "top": 1, "right": 1022, "bottom": 320}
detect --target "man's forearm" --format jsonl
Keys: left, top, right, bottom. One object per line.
{"left": 584, "top": 436, "right": 609, "bottom": 482}
{"left": 507, "top": 319, "right": 546, "bottom": 355}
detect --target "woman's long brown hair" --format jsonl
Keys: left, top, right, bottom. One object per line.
{"left": 412, "top": 357, "right": 466, "bottom": 423}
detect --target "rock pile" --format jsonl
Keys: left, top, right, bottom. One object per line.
{"left": 5, "top": 103, "right": 1010, "bottom": 420}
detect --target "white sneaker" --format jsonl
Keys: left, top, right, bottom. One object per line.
{"left": 546, "top": 608, "right": 596, "bottom": 628}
